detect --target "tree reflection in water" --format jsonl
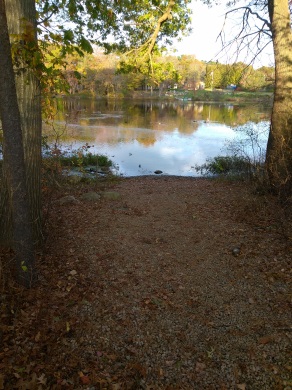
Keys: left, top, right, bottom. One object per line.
{"left": 43, "top": 98, "right": 271, "bottom": 176}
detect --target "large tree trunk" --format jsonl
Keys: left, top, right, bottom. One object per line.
{"left": 0, "top": 0, "right": 36, "bottom": 287}
{"left": 0, "top": 0, "right": 42, "bottom": 245}
{"left": 266, "top": 0, "right": 292, "bottom": 199}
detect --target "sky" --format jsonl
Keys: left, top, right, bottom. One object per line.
{"left": 172, "top": 1, "right": 275, "bottom": 68}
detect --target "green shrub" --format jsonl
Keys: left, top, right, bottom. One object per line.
{"left": 59, "top": 151, "right": 112, "bottom": 168}
{"left": 43, "top": 142, "right": 112, "bottom": 169}
{"left": 196, "top": 122, "right": 270, "bottom": 191}
{"left": 196, "top": 155, "right": 253, "bottom": 177}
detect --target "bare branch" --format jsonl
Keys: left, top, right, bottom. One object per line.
{"left": 214, "top": 2, "right": 273, "bottom": 66}
{"left": 225, "top": 6, "right": 271, "bottom": 30}
{"left": 37, "top": 10, "right": 55, "bottom": 26}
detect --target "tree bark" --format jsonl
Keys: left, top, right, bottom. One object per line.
{"left": 266, "top": 0, "right": 292, "bottom": 199}
{"left": 0, "top": 0, "right": 42, "bottom": 245}
{"left": 0, "top": 0, "right": 36, "bottom": 287}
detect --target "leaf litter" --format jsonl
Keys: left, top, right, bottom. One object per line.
{"left": 0, "top": 176, "right": 291, "bottom": 389}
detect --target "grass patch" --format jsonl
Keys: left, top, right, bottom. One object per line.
{"left": 58, "top": 152, "right": 112, "bottom": 169}
{"left": 42, "top": 143, "right": 115, "bottom": 189}
{"left": 42, "top": 142, "right": 112, "bottom": 170}
{"left": 195, "top": 156, "right": 253, "bottom": 177}
{"left": 192, "top": 90, "right": 273, "bottom": 103}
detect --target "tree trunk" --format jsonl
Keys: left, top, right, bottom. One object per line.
{"left": 0, "top": 0, "right": 42, "bottom": 245}
{"left": 266, "top": 0, "right": 292, "bottom": 199}
{"left": 0, "top": 0, "right": 36, "bottom": 287}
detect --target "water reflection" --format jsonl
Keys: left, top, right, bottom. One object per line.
{"left": 44, "top": 98, "right": 271, "bottom": 176}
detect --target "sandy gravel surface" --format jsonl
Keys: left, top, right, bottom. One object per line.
{"left": 1, "top": 176, "right": 291, "bottom": 389}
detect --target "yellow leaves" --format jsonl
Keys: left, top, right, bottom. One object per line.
{"left": 21, "top": 261, "right": 28, "bottom": 272}
{"left": 66, "top": 321, "right": 70, "bottom": 332}
{"left": 206, "top": 347, "right": 215, "bottom": 358}
{"left": 20, "top": 19, "right": 36, "bottom": 43}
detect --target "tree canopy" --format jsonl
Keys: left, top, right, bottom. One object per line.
{"left": 36, "top": 1, "right": 192, "bottom": 53}
{"left": 35, "top": 1, "right": 193, "bottom": 93}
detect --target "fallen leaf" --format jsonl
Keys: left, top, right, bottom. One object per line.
{"left": 80, "top": 375, "right": 90, "bottom": 385}
{"left": 166, "top": 360, "right": 174, "bottom": 366}
{"left": 126, "top": 347, "right": 137, "bottom": 356}
{"left": 78, "top": 371, "right": 90, "bottom": 385}
{"left": 35, "top": 331, "right": 41, "bottom": 342}
{"left": 259, "top": 335, "right": 274, "bottom": 345}
{"left": 37, "top": 373, "right": 47, "bottom": 385}
{"left": 237, "top": 384, "right": 246, "bottom": 390}
{"left": 195, "top": 362, "right": 206, "bottom": 373}
{"left": 106, "top": 354, "right": 117, "bottom": 361}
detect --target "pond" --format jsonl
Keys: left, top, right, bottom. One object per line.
{"left": 44, "top": 97, "right": 271, "bottom": 176}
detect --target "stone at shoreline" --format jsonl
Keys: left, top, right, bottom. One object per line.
{"left": 102, "top": 191, "right": 121, "bottom": 200}
{"left": 154, "top": 170, "right": 163, "bottom": 174}
{"left": 81, "top": 192, "right": 101, "bottom": 201}
{"left": 67, "top": 175, "right": 83, "bottom": 184}
{"left": 58, "top": 195, "right": 79, "bottom": 205}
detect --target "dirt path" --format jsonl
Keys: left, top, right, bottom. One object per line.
{"left": 1, "top": 177, "right": 291, "bottom": 389}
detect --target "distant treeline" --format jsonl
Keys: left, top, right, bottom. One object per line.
{"left": 48, "top": 47, "right": 274, "bottom": 97}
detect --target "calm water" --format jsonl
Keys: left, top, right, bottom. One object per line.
{"left": 44, "top": 98, "right": 271, "bottom": 176}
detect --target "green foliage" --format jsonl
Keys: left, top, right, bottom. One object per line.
{"left": 61, "top": 47, "right": 273, "bottom": 97}
{"left": 196, "top": 122, "right": 269, "bottom": 189}
{"left": 2, "top": 0, "right": 194, "bottom": 112}
{"left": 193, "top": 89, "right": 273, "bottom": 103}
{"left": 21, "top": 261, "right": 28, "bottom": 272}
{"left": 44, "top": 143, "right": 112, "bottom": 169}
{"left": 196, "top": 155, "right": 252, "bottom": 176}
{"left": 204, "top": 62, "right": 274, "bottom": 91}
{"left": 118, "top": 51, "right": 181, "bottom": 89}
{"left": 10, "top": 1, "right": 274, "bottom": 100}
{"left": 42, "top": 140, "right": 114, "bottom": 188}
{"left": 60, "top": 151, "right": 112, "bottom": 169}
{"left": 36, "top": 1, "right": 192, "bottom": 65}
{"left": 176, "top": 54, "right": 205, "bottom": 87}
{"left": 193, "top": 90, "right": 227, "bottom": 101}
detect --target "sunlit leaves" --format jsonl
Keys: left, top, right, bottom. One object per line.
{"left": 21, "top": 261, "right": 28, "bottom": 272}
{"left": 10, "top": 0, "right": 191, "bottom": 109}
{"left": 36, "top": 0, "right": 192, "bottom": 53}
